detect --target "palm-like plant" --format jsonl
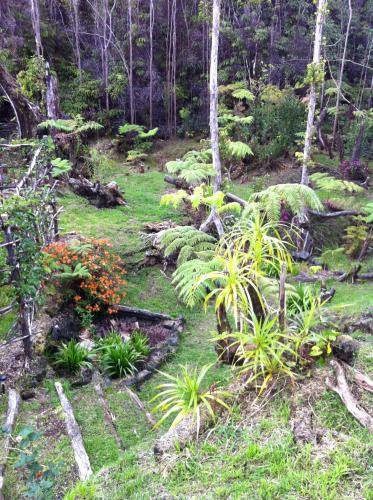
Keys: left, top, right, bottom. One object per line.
{"left": 151, "top": 364, "right": 231, "bottom": 433}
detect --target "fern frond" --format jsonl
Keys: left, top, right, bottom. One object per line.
{"left": 216, "top": 202, "right": 242, "bottom": 215}
{"left": 232, "top": 89, "right": 255, "bottom": 101}
{"left": 226, "top": 141, "right": 253, "bottom": 159}
{"left": 250, "top": 184, "right": 322, "bottom": 222}
{"left": 309, "top": 172, "right": 364, "bottom": 193}
{"left": 160, "top": 190, "right": 188, "bottom": 208}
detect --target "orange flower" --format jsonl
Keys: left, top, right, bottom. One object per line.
{"left": 74, "top": 295, "right": 81, "bottom": 302}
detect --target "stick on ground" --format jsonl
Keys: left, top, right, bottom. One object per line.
{"left": 123, "top": 386, "right": 156, "bottom": 428}
{"left": 92, "top": 371, "right": 125, "bottom": 449}
{"left": 326, "top": 360, "right": 373, "bottom": 432}
{"left": 0, "top": 389, "right": 20, "bottom": 500}
{"left": 55, "top": 382, "right": 93, "bottom": 480}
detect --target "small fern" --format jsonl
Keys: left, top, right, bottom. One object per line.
{"left": 157, "top": 226, "right": 217, "bottom": 265}
{"left": 51, "top": 158, "right": 72, "bottom": 178}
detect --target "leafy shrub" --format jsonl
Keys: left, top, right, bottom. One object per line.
{"left": 100, "top": 338, "right": 141, "bottom": 378}
{"left": 12, "top": 427, "right": 61, "bottom": 499}
{"left": 43, "top": 238, "right": 126, "bottom": 316}
{"left": 287, "top": 284, "right": 319, "bottom": 315}
{"left": 55, "top": 339, "right": 94, "bottom": 373}
{"left": 151, "top": 364, "right": 231, "bottom": 432}
{"left": 130, "top": 330, "right": 151, "bottom": 357}
{"left": 339, "top": 159, "right": 368, "bottom": 182}
{"left": 252, "top": 94, "right": 305, "bottom": 161}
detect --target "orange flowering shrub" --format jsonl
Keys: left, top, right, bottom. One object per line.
{"left": 43, "top": 238, "right": 126, "bottom": 316}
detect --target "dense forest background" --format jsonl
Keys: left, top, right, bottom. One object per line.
{"left": 0, "top": 0, "right": 372, "bottom": 163}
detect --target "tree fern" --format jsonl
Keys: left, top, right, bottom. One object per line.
{"left": 157, "top": 226, "right": 217, "bottom": 265}
{"left": 165, "top": 150, "right": 215, "bottom": 185}
{"left": 249, "top": 183, "right": 323, "bottom": 222}
{"left": 309, "top": 172, "right": 364, "bottom": 193}
{"left": 39, "top": 117, "right": 103, "bottom": 134}
{"left": 232, "top": 89, "right": 255, "bottom": 101}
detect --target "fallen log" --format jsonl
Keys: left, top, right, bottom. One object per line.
{"left": 123, "top": 386, "right": 156, "bottom": 428}
{"left": 69, "top": 178, "right": 126, "bottom": 208}
{"left": 309, "top": 210, "right": 362, "bottom": 218}
{"left": 113, "top": 304, "right": 173, "bottom": 321}
{"left": 92, "top": 371, "right": 125, "bottom": 449}
{"left": 164, "top": 175, "right": 190, "bottom": 190}
{"left": 0, "top": 389, "right": 20, "bottom": 500}
{"left": 326, "top": 360, "right": 373, "bottom": 432}
{"left": 55, "top": 382, "right": 93, "bottom": 480}
{"left": 337, "top": 264, "right": 361, "bottom": 283}
{"left": 343, "top": 362, "right": 373, "bottom": 394}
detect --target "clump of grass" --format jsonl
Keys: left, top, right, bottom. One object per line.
{"left": 55, "top": 339, "right": 94, "bottom": 373}
{"left": 130, "top": 330, "right": 151, "bottom": 357}
{"left": 98, "top": 331, "right": 143, "bottom": 378}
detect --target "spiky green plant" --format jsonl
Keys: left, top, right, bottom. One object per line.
{"left": 130, "top": 330, "right": 151, "bottom": 357}
{"left": 151, "top": 364, "right": 231, "bottom": 432}
{"left": 216, "top": 315, "right": 295, "bottom": 394}
{"left": 101, "top": 341, "right": 140, "bottom": 378}
{"left": 55, "top": 339, "right": 94, "bottom": 373}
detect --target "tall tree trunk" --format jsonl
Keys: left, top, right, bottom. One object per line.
{"left": 30, "top": 0, "right": 43, "bottom": 57}
{"left": 200, "top": 0, "right": 224, "bottom": 237}
{"left": 149, "top": 0, "right": 154, "bottom": 127}
{"left": 301, "top": 0, "right": 327, "bottom": 185}
{"left": 70, "top": 0, "right": 82, "bottom": 82}
{"left": 128, "top": 0, "right": 134, "bottom": 123}
{"left": 332, "top": 0, "right": 352, "bottom": 147}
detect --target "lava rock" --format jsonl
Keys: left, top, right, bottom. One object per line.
{"left": 332, "top": 335, "right": 359, "bottom": 364}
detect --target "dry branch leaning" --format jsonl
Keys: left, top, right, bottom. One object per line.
{"left": 55, "top": 382, "right": 93, "bottom": 480}
{"left": 0, "top": 389, "right": 21, "bottom": 500}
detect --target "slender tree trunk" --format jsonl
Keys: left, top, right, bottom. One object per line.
{"left": 301, "top": 0, "right": 327, "bottom": 185}
{"left": 149, "top": 0, "right": 154, "bottom": 127}
{"left": 30, "top": 0, "right": 43, "bottom": 57}
{"left": 332, "top": 0, "right": 352, "bottom": 147}
{"left": 200, "top": 0, "right": 224, "bottom": 237}
{"left": 128, "top": 0, "right": 134, "bottom": 123}
{"left": 70, "top": 0, "right": 82, "bottom": 82}
{"left": 351, "top": 75, "right": 373, "bottom": 163}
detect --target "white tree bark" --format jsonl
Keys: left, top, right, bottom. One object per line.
{"left": 70, "top": 0, "right": 82, "bottom": 82}
{"left": 200, "top": 0, "right": 224, "bottom": 237}
{"left": 0, "top": 390, "right": 21, "bottom": 499}
{"left": 301, "top": 0, "right": 327, "bottom": 185}
{"left": 30, "top": 0, "right": 43, "bottom": 57}
{"left": 332, "top": 0, "right": 353, "bottom": 146}
{"left": 128, "top": 0, "right": 134, "bottom": 123}
{"left": 55, "top": 382, "right": 93, "bottom": 481}
{"left": 149, "top": 0, "right": 154, "bottom": 127}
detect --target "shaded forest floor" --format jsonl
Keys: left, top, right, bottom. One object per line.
{"left": 1, "top": 139, "right": 373, "bottom": 499}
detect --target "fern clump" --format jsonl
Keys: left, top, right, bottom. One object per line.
{"left": 157, "top": 226, "right": 217, "bottom": 265}
{"left": 247, "top": 183, "right": 323, "bottom": 222}
{"left": 39, "top": 115, "right": 103, "bottom": 134}
{"left": 117, "top": 123, "right": 158, "bottom": 160}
